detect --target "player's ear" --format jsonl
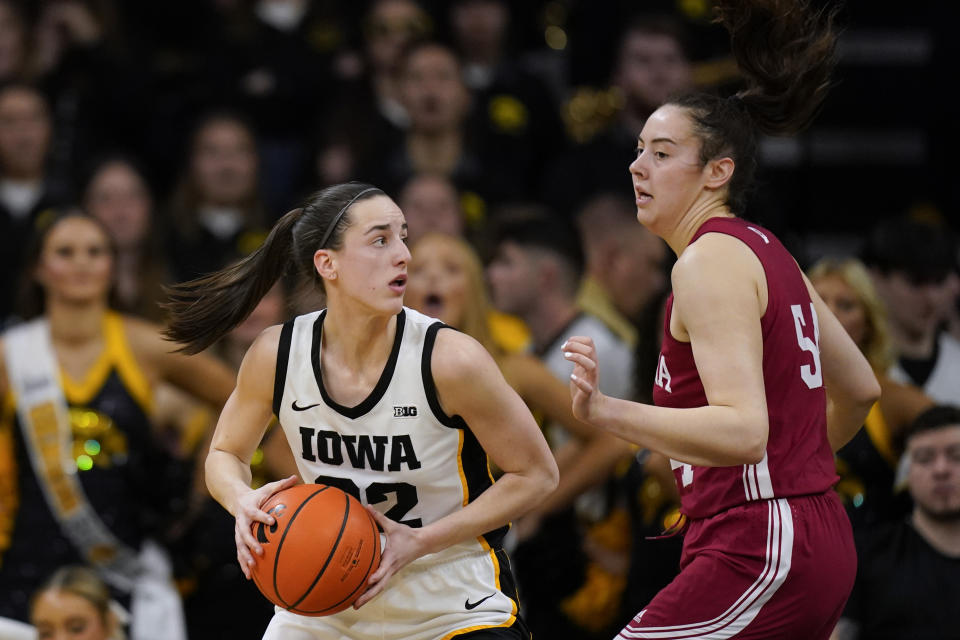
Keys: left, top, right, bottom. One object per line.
{"left": 314, "top": 249, "right": 337, "bottom": 282}
{"left": 704, "top": 156, "right": 735, "bottom": 190}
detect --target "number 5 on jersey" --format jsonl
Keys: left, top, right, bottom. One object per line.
{"left": 791, "top": 303, "right": 822, "bottom": 389}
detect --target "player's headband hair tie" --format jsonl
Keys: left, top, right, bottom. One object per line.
{"left": 318, "top": 187, "right": 381, "bottom": 249}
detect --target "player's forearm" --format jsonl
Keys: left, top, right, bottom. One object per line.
{"left": 591, "top": 394, "right": 768, "bottom": 467}
{"left": 825, "top": 394, "right": 874, "bottom": 452}
{"left": 417, "top": 461, "right": 559, "bottom": 555}
{"left": 205, "top": 447, "right": 256, "bottom": 516}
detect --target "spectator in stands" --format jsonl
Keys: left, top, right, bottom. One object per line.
{"left": 165, "top": 111, "right": 268, "bottom": 282}
{"left": 205, "top": 0, "right": 343, "bottom": 212}
{"left": 361, "top": 41, "right": 522, "bottom": 210}
{"left": 575, "top": 191, "right": 668, "bottom": 347}
{"left": 398, "top": 172, "right": 465, "bottom": 245}
{"left": 0, "top": 0, "right": 28, "bottom": 83}
{"left": 30, "top": 565, "right": 126, "bottom": 640}
{"left": 83, "top": 155, "right": 171, "bottom": 322}
{"left": 809, "top": 257, "right": 933, "bottom": 528}
{"left": 832, "top": 405, "right": 960, "bottom": 640}
{"left": 0, "top": 82, "right": 67, "bottom": 326}
{"left": 486, "top": 208, "right": 634, "bottom": 637}
{"left": 29, "top": 0, "right": 150, "bottom": 185}
{"left": 315, "top": 0, "right": 431, "bottom": 186}
{"left": 407, "top": 232, "right": 627, "bottom": 531}
{"left": 862, "top": 216, "right": 960, "bottom": 406}
{"left": 449, "top": 0, "right": 566, "bottom": 199}
{"left": 543, "top": 14, "right": 694, "bottom": 218}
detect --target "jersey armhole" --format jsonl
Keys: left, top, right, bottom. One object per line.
{"left": 272, "top": 320, "right": 295, "bottom": 417}
{"left": 422, "top": 323, "right": 467, "bottom": 429}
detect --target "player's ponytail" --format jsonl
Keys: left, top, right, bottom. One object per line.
{"left": 721, "top": 0, "right": 838, "bottom": 136}
{"left": 164, "top": 182, "right": 383, "bottom": 354}
{"left": 669, "top": 0, "right": 838, "bottom": 214}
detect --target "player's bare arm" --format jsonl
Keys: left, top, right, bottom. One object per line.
{"left": 566, "top": 234, "right": 770, "bottom": 467}
{"left": 802, "top": 273, "right": 881, "bottom": 450}
{"left": 205, "top": 324, "right": 298, "bottom": 578}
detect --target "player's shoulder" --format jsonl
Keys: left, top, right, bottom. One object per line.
{"left": 676, "top": 230, "right": 759, "bottom": 276}
{"left": 246, "top": 324, "right": 285, "bottom": 364}
{"left": 430, "top": 326, "right": 497, "bottom": 383}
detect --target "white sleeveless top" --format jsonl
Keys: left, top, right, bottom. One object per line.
{"left": 273, "top": 307, "right": 506, "bottom": 556}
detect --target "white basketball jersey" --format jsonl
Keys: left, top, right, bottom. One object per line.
{"left": 273, "top": 307, "right": 506, "bottom": 555}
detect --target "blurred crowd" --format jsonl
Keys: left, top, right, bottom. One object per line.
{"left": 0, "top": 0, "right": 958, "bottom": 639}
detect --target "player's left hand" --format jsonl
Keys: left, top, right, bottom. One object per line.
{"left": 353, "top": 507, "right": 427, "bottom": 608}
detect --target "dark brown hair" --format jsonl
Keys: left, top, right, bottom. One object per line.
{"left": 16, "top": 209, "right": 117, "bottom": 320}
{"left": 163, "top": 182, "right": 384, "bottom": 354}
{"left": 669, "top": 0, "right": 839, "bottom": 214}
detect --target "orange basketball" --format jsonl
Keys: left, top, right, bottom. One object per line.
{"left": 249, "top": 483, "right": 381, "bottom": 616}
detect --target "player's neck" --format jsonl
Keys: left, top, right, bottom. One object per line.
{"left": 665, "top": 197, "right": 732, "bottom": 256}
{"left": 321, "top": 305, "right": 396, "bottom": 370}
{"left": 46, "top": 299, "right": 107, "bottom": 346}
{"left": 912, "top": 509, "right": 960, "bottom": 558}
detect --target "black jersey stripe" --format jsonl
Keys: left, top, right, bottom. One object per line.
{"left": 272, "top": 319, "right": 295, "bottom": 417}
{"left": 421, "top": 322, "right": 467, "bottom": 429}
{"left": 422, "top": 322, "right": 508, "bottom": 549}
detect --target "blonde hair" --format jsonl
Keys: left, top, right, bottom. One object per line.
{"left": 409, "top": 233, "right": 499, "bottom": 357}
{"left": 31, "top": 566, "right": 126, "bottom": 640}
{"left": 808, "top": 257, "right": 894, "bottom": 373}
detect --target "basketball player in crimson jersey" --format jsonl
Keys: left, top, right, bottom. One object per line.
{"left": 562, "top": 2, "right": 881, "bottom": 638}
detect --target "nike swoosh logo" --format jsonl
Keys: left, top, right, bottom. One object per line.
{"left": 291, "top": 400, "right": 322, "bottom": 411}
{"left": 464, "top": 593, "right": 496, "bottom": 610}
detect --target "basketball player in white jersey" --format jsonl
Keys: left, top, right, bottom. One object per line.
{"left": 164, "top": 183, "right": 558, "bottom": 640}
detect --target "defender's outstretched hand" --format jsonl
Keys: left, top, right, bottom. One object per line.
{"left": 563, "top": 336, "right": 606, "bottom": 424}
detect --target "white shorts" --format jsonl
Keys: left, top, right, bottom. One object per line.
{"left": 262, "top": 546, "right": 528, "bottom": 640}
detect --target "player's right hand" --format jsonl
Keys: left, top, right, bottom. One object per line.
{"left": 233, "top": 475, "right": 299, "bottom": 579}
{"left": 563, "top": 336, "right": 606, "bottom": 424}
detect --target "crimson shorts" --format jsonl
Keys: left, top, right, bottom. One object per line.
{"left": 619, "top": 492, "right": 855, "bottom": 639}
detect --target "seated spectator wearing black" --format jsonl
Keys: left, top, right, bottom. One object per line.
{"left": 448, "top": 0, "right": 566, "bottom": 200}
{"left": 30, "top": 0, "right": 151, "bottom": 187}
{"left": 83, "top": 155, "right": 173, "bottom": 322}
{"left": 315, "top": 0, "right": 431, "bottom": 186}
{"left": 543, "top": 14, "right": 693, "bottom": 219}
{"left": 0, "top": 82, "right": 69, "bottom": 326}
{"left": 165, "top": 111, "right": 269, "bottom": 282}
{"left": 202, "top": 0, "right": 347, "bottom": 213}
{"left": 359, "top": 40, "right": 522, "bottom": 211}
{"left": 832, "top": 406, "right": 960, "bottom": 640}
{"left": 862, "top": 216, "right": 960, "bottom": 406}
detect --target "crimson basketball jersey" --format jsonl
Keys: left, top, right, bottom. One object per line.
{"left": 652, "top": 217, "right": 837, "bottom": 519}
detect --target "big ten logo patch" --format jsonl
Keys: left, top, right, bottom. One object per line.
{"left": 393, "top": 406, "right": 418, "bottom": 418}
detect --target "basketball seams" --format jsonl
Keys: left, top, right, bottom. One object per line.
{"left": 288, "top": 490, "right": 352, "bottom": 610}
{"left": 293, "top": 504, "right": 382, "bottom": 615}
{"left": 272, "top": 485, "right": 332, "bottom": 607}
